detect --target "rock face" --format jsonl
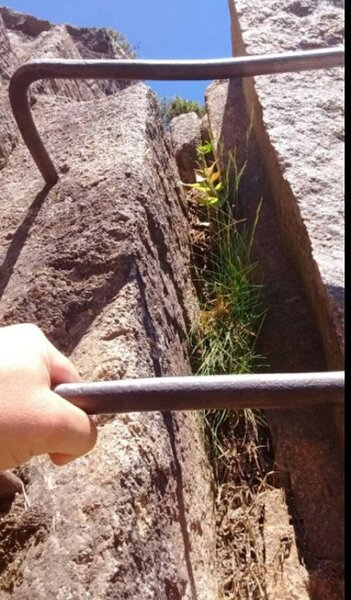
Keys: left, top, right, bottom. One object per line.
{"left": 205, "top": 76, "right": 344, "bottom": 599}
{"left": 0, "top": 12, "right": 18, "bottom": 170}
{"left": 0, "top": 10, "right": 217, "bottom": 599}
{"left": 205, "top": 1, "right": 344, "bottom": 597}
{"left": 170, "top": 112, "right": 202, "bottom": 183}
{"left": 0, "top": 5, "right": 131, "bottom": 171}
{"left": 228, "top": 0, "right": 344, "bottom": 371}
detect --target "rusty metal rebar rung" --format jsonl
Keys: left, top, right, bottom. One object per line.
{"left": 9, "top": 47, "right": 344, "bottom": 185}
{"left": 54, "top": 371, "right": 344, "bottom": 415}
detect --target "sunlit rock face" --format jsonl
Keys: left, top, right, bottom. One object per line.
{"left": 0, "top": 9, "right": 217, "bottom": 599}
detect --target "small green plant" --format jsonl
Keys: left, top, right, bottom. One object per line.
{"left": 185, "top": 140, "right": 266, "bottom": 482}
{"left": 188, "top": 141, "right": 265, "bottom": 377}
{"left": 158, "top": 95, "right": 205, "bottom": 127}
{"left": 185, "top": 158, "right": 223, "bottom": 207}
{"left": 184, "top": 140, "right": 248, "bottom": 209}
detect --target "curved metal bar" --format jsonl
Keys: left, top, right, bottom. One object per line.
{"left": 9, "top": 47, "right": 344, "bottom": 185}
{"left": 54, "top": 371, "right": 344, "bottom": 414}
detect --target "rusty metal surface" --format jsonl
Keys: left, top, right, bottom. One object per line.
{"left": 54, "top": 371, "right": 344, "bottom": 414}
{"left": 9, "top": 47, "right": 344, "bottom": 185}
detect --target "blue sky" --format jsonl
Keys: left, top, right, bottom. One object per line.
{"left": 2, "top": 0, "right": 232, "bottom": 102}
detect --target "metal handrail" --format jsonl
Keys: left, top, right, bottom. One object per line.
{"left": 9, "top": 47, "right": 344, "bottom": 185}
{"left": 53, "top": 371, "right": 345, "bottom": 414}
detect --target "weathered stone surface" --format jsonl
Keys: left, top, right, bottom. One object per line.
{"left": 0, "top": 85, "right": 196, "bottom": 361}
{"left": 200, "top": 113, "right": 211, "bottom": 146}
{"left": 228, "top": 0, "right": 344, "bottom": 371}
{"left": 170, "top": 112, "right": 202, "bottom": 183}
{"left": 263, "top": 489, "right": 309, "bottom": 600}
{"left": 0, "top": 6, "right": 51, "bottom": 37}
{"left": 0, "top": 12, "right": 217, "bottom": 598}
{"left": 0, "top": 13, "right": 16, "bottom": 78}
{"left": 0, "top": 13, "right": 18, "bottom": 170}
{"left": 309, "top": 561, "right": 344, "bottom": 600}
{"left": 0, "top": 6, "right": 133, "bottom": 172}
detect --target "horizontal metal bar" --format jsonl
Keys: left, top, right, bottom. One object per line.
{"left": 10, "top": 47, "right": 345, "bottom": 83}
{"left": 54, "top": 371, "right": 344, "bottom": 415}
{"left": 9, "top": 47, "right": 344, "bottom": 185}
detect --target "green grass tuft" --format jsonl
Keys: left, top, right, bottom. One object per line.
{"left": 189, "top": 141, "right": 266, "bottom": 381}
{"left": 186, "top": 139, "right": 267, "bottom": 485}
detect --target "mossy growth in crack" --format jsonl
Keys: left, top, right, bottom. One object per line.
{"left": 184, "top": 139, "right": 275, "bottom": 598}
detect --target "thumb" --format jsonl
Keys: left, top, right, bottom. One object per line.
{"left": 33, "top": 390, "right": 97, "bottom": 465}
{"left": 45, "top": 340, "right": 81, "bottom": 386}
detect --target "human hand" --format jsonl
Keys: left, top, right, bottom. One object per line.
{"left": 0, "top": 323, "right": 97, "bottom": 470}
